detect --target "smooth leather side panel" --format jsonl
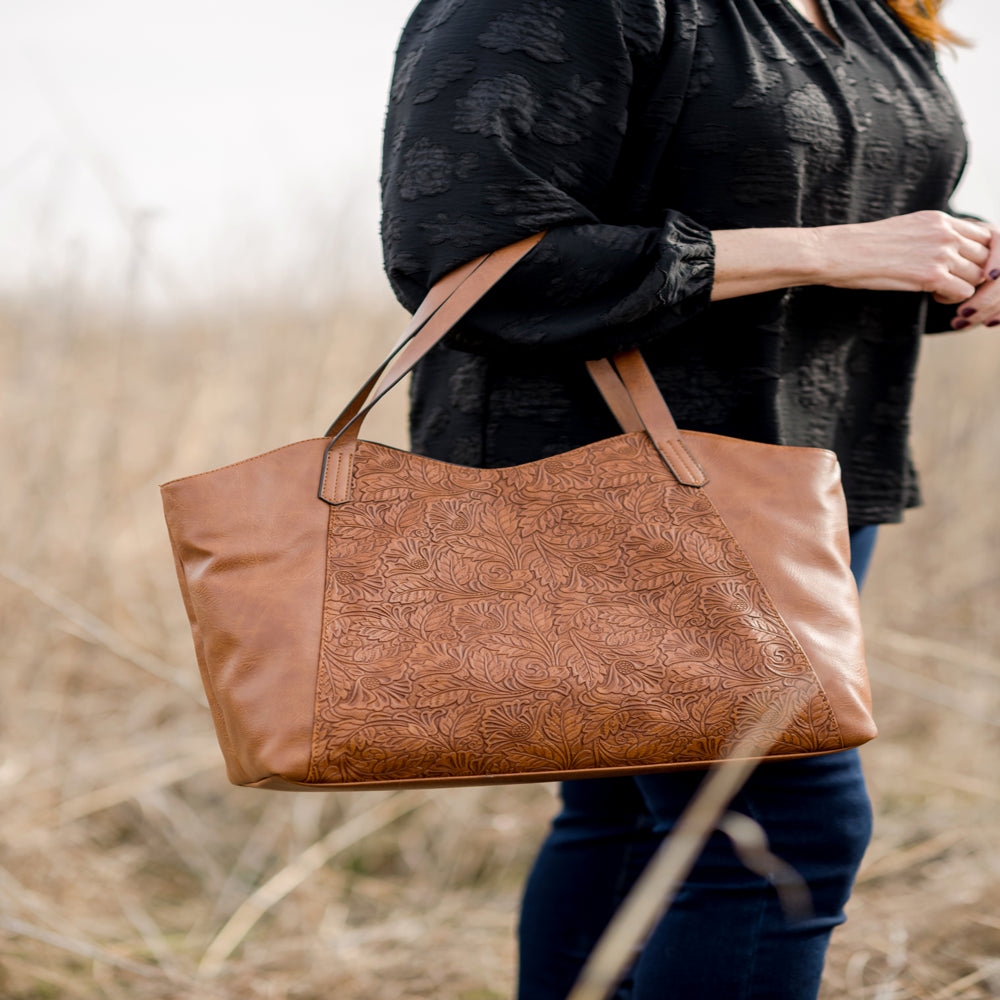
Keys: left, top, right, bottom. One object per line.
{"left": 161, "top": 438, "right": 331, "bottom": 783}
{"left": 692, "top": 431, "right": 876, "bottom": 747}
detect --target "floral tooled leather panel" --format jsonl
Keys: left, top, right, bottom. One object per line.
{"left": 308, "top": 433, "right": 842, "bottom": 785}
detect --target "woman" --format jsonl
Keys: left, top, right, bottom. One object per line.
{"left": 380, "top": 1, "right": 997, "bottom": 997}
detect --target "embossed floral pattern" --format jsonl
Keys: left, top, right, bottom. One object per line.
{"left": 784, "top": 83, "right": 844, "bottom": 153}
{"left": 478, "top": 1, "right": 568, "bottom": 63}
{"left": 307, "top": 435, "right": 842, "bottom": 785}
{"left": 397, "top": 138, "right": 479, "bottom": 202}
{"left": 454, "top": 74, "right": 541, "bottom": 144}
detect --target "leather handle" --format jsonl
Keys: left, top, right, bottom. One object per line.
{"left": 319, "top": 234, "right": 546, "bottom": 503}
{"left": 323, "top": 248, "right": 500, "bottom": 441}
{"left": 585, "top": 358, "right": 644, "bottom": 434}
{"left": 320, "top": 232, "right": 706, "bottom": 504}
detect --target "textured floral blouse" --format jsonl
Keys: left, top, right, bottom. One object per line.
{"left": 381, "top": 0, "right": 969, "bottom": 527}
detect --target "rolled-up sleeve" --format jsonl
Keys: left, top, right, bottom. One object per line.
{"left": 923, "top": 295, "right": 959, "bottom": 334}
{"left": 381, "top": 0, "right": 715, "bottom": 361}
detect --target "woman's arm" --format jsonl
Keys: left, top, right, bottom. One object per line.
{"left": 712, "top": 212, "right": 1000, "bottom": 327}
{"left": 384, "top": 1, "right": 996, "bottom": 356}
{"left": 382, "top": 0, "right": 716, "bottom": 362}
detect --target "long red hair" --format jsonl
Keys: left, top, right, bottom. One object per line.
{"left": 885, "top": 0, "right": 965, "bottom": 46}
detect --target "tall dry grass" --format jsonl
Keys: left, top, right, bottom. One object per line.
{"left": 0, "top": 286, "right": 998, "bottom": 999}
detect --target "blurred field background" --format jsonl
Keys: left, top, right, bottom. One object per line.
{"left": 2, "top": 1, "right": 1000, "bottom": 998}
{"left": 1, "top": 280, "right": 999, "bottom": 1000}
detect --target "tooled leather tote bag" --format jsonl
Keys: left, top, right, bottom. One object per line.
{"left": 161, "top": 233, "right": 876, "bottom": 791}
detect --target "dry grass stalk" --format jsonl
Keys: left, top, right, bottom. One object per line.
{"left": 0, "top": 956, "right": 108, "bottom": 1000}
{"left": 856, "top": 828, "right": 972, "bottom": 884}
{"left": 865, "top": 657, "right": 1000, "bottom": 728}
{"left": 56, "top": 747, "right": 222, "bottom": 824}
{"left": 0, "top": 915, "right": 162, "bottom": 979}
{"left": 0, "top": 560, "right": 207, "bottom": 704}
{"left": 908, "top": 765, "right": 1000, "bottom": 802}
{"left": 928, "top": 958, "right": 1000, "bottom": 999}
{"left": 565, "top": 752, "right": 762, "bottom": 1000}
{"left": 868, "top": 628, "right": 1000, "bottom": 680}
{"left": 565, "top": 705, "right": 812, "bottom": 1000}
{"left": 198, "top": 790, "right": 432, "bottom": 977}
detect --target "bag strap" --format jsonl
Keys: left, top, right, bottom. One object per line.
{"left": 319, "top": 234, "right": 707, "bottom": 504}
{"left": 584, "top": 357, "right": 644, "bottom": 434}
{"left": 324, "top": 234, "right": 545, "bottom": 442}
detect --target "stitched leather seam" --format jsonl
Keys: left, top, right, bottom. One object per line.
{"left": 334, "top": 451, "right": 345, "bottom": 502}
{"left": 662, "top": 439, "right": 708, "bottom": 487}
{"left": 335, "top": 450, "right": 354, "bottom": 504}
{"left": 161, "top": 438, "right": 330, "bottom": 488}
{"left": 256, "top": 748, "right": 850, "bottom": 789}
{"left": 319, "top": 451, "right": 334, "bottom": 503}
{"left": 308, "top": 503, "right": 339, "bottom": 784}
{"left": 319, "top": 446, "right": 355, "bottom": 505}
{"left": 677, "top": 440, "right": 709, "bottom": 486}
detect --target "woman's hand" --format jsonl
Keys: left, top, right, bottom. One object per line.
{"left": 814, "top": 210, "right": 992, "bottom": 305}
{"left": 942, "top": 221, "right": 1000, "bottom": 330}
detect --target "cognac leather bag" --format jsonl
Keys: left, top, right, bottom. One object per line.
{"left": 161, "top": 233, "right": 875, "bottom": 790}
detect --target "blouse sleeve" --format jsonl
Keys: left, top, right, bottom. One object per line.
{"left": 923, "top": 295, "right": 960, "bottom": 334}
{"left": 380, "top": 0, "right": 715, "bottom": 362}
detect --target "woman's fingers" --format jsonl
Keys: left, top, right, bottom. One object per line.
{"left": 948, "top": 250, "right": 987, "bottom": 287}
{"left": 923, "top": 217, "right": 991, "bottom": 306}
{"left": 950, "top": 273, "right": 1000, "bottom": 328}
{"left": 952, "top": 215, "right": 993, "bottom": 245}
{"left": 931, "top": 273, "right": 983, "bottom": 306}
{"left": 947, "top": 224, "right": 1000, "bottom": 329}
{"left": 955, "top": 233, "right": 992, "bottom": 268}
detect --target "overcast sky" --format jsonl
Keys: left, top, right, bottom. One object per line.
{"left": 1, "top": 0, "right": 997, "bottom": 306}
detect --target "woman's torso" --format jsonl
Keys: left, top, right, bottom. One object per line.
{"left": 392, "top": 0, "right": 969, "bottom": 526}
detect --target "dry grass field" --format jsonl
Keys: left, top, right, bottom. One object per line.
{"left": 0, "top": 287, "right": 998, "bottom": 1000}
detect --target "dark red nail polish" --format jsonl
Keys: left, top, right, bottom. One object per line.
{"left": 960, "top": 306, "right": 977, "bottom": 317}
{"left": 953, "top": 319, "right": 971, "bottom": 330}
{"left": 987, "top": 319, "right": 1000, "bottom": 328}
{"left": 991, "top": 268, "right": 1000, "bottom": 280}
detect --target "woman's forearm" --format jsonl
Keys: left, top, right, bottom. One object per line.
{"left": 710, "top": 228, "right": 826, "bottom": 300}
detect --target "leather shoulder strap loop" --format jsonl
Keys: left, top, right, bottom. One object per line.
{"left": 609, "top": 350, "right": 709, "bottom": 488}
{"left": 322, "top": 249, "right": 492, "bottom": 440}
{"left": 319, "top": 232, "right": 545, "bottom": 504}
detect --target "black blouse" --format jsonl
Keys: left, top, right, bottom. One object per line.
{"left": 381, "top": 0, "right": 969, "bottom": 527}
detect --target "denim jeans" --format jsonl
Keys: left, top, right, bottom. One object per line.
{"left": 517, "top": 526, "right": 878, "bottom": 1000}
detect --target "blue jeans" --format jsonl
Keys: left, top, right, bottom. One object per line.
{"left": 518, "top": 526, "right": 878, "bottom": 1000}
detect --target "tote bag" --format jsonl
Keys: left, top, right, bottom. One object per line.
{"left": 160, "top": 233, "right": 875, "bottom": 790}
